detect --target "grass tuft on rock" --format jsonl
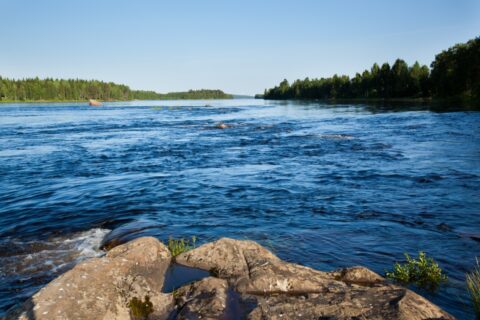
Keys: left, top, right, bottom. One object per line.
{"left": 167, "top": 236, "right": 197, "bottom": 257}
{"left": 467, "top": 258, "right": 480, "bottom": 319}
{"left": 128, "top": 296, "right": 153, "bottom": 320}
{"left": 386, "top": 251, "right": 447, "bottom": 291}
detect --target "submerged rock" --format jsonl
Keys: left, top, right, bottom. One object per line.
{"left": 215, "top": 122, "right": 229, "bottom": 129}
{"left": 8, "top": 237, "right": 453, "bottom": 320}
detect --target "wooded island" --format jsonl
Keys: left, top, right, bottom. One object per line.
{"left": 0, "top": 78, "right": 232, "bottom": 102}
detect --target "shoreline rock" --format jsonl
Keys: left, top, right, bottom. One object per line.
{"left": 7, "top": 237, "right": 454, "bottom": 320}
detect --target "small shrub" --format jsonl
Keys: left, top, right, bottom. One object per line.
{"left": 167, "top": 236, "right": 197, "bottom": 257}
{"left": 128, "top": 296, "right": 153, "bottom": 320}
{"left": 467, "top": 258, "right": 480, "bottom": 319}
{"left": 386, "top": 252, "right": 447, "bottom": 290}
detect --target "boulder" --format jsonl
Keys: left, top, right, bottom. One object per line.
{"left": 88, "top": 99, "right": 102, "bottom": 107}
{"left": 8, "top": 237, "right": 174, "bottom": 320}
{"left": 88, "top": 99, "right": 102, "bottom": 106}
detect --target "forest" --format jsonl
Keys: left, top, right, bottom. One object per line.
{"left": 0, "top": 78, "right": 232, "bottom": 102}
{"left": 262, "top": 37, "right": 479, "bottom": 102}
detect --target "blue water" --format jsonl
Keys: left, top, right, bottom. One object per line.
{"left": 0, "top": 100, "right": 479, "bottom": 318}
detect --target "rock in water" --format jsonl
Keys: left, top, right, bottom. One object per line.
{"left": 7, "top": 237, "right": 174, "bottom": 320}
{"left": 88, "top": 99, "right": 102, "bottom": 106}
{"left": 215, "top": 122, "right": 229, "bottom": 129}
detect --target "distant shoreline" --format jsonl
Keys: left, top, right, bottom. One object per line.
{"left": 0, "top": 98, "right": 236, "bottom": 104}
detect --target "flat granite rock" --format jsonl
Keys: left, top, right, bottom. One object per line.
{"left": 175, "top": 237, "right": 454, "bottom": 320}
{"left": 7, "top": 237, "right": 454, "bottom": 320}
{"left": 7, "top": 237, "right": 174, "bottom": 320}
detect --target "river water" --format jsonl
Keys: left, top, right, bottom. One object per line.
{"left": 0, "top": 99, "right": 479, "bottom": 318}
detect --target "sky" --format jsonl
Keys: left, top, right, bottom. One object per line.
{"left": 1, "top": 0, "right": 479, "bottom": 95}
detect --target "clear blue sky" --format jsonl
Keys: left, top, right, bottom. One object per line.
{"left": 1, "top": 0, "right": 479, "bottom": 95}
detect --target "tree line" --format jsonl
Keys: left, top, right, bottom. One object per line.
{"left": 262, "top": 37, "right": 479, "bottom": 101}
{"left": 0, "top": 77, "right": 232, "bottom": 102}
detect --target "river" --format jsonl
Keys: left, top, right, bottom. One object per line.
{"left": 0, "top": 99, "right": 479, "bottom": 318}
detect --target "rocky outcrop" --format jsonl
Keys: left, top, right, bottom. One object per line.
{"left": 7, "top": 237, "right": 173, "bottom": 320}
{"left": 8, "top": 237, "right": 454, "bottom": 320}
{"left": 175, "top": 238, "right": 453, "bottom": 320}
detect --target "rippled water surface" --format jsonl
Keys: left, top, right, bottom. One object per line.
{"left": 0, "top": 100, "right": 479, "bottom": 318}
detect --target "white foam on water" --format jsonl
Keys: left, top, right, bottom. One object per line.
{"left": 0, "top": 228, "right": 110, "bottom": 278}
{"left": 319, "top": 134, "right": 354, "bottom": 140}
{"left": 63, "top": 228, "right": 110, "bottom": 259}
{"left": 0, "top": 145, "right": 59, "bottom": 157}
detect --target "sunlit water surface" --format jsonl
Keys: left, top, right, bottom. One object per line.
{"left": 0, "top": 100, "right": 479, "bottom": 318}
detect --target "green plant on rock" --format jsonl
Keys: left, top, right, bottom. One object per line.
{"left": 128, "top": 296, "right": 153, "bottom": 320}
{"left": 467, "top": 258, "right": 480, "bottom": 319}
{"left": 386, "top": 252, "right": 447, "bottom": 291}
{"left": 172, "top": 288, "right": 182, "bottom": 299}
{"left": 167, "top": 236, "right": 197, "bottom": 257}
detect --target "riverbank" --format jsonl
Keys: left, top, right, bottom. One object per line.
{"left": 258, "top": 95, "right": 480, "bottom": 111}
{"left": 7, "top": 237, "right": 453, "bottom": 320}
